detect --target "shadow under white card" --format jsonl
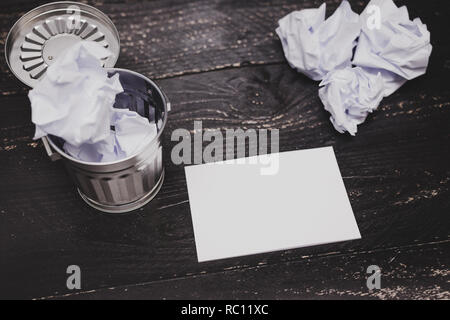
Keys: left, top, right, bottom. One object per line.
{"left": 185, "top": 146, "right": 361, "bottom": 262}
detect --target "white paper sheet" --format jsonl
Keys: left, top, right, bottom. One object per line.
{"left": 185, "top": 146, "right": 361, "bottom": 262}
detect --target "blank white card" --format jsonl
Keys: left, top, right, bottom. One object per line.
{"left": 185, "top": 146, "right": 361, "bottom": 262}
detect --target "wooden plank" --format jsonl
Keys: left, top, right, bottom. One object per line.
{"left": 0, "top": 0, "right": 447, "bottom": 94}
{"left": 43, "top": 241, "right": 450, "bottom": 300}
{"left": 1, "top": 60, "right": 449, "bottom": 299}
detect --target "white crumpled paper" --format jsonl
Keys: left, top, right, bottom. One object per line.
{"left": 29, "top": 41, "right": 158, "bottom": 162}
{"left": 29, "top": 41, "right": 122, "bottom": 147}
{"left": 277, "top": 0, "right": 432, "bottom": 135}
{"left": 319, "top": 67, "right": 384, "bottom": 135}
{"left": 63, "top": 130, "right": 125, "bottom": 163}
{"left": 64, "top": 108, "right": 158, "bottom": 162}
{"left": 276, "top": 0, "right": 360, "bottom": 81}
{"left": 353, "top": 0, "right": 433, "bottom": 96}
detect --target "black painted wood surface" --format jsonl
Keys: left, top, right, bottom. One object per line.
{"left": 0, "top": 0, "right": 449, "bottom": 300}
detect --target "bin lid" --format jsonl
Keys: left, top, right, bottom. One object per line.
{"left": 5, "top": 1, "right": 120, "bottom": 88}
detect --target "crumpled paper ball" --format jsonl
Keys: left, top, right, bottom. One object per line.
{"left": 29, "top": 41, "right": 158, "bottom": 163}
{"left": 63, "top": 130, "right": 125, "bottom": 163}
{"left": 353, "top": 0, "right": 433, "bottom": 96}
{"left": 63, "top": 108, "right": 157, "bottom": 163}
{"left": 29, "top": 41, "right": 123, "bottom": 147}
{"left": 112, "top": 108, "right": 158, "bottom": 156}
{"left": 318, "top": 67, "right": 385, "bottom": 136}
{"left": 276, "top": 1, "right": 361, "bottom": 81}
{"left": 277, "top": 0, "right": 433, "bottom": 135}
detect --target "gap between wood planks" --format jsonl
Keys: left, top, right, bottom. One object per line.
{"left": 34, "top": 239, "right": 450, "bottom": 300}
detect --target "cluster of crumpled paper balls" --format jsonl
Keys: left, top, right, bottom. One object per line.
{"left": 276, "top": 0, "right": 432, "bottom": 135}
{"left": 29, "top": 41, "right": 157, "bottom": 162}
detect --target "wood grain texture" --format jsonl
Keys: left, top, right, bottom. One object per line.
{"left": 1, "top": 0, "right": 447, "bottom": 93}
{"left": 49, "top": 241, "right": 450, "bottom": 300}
{"left": 0, "top": 0, "right": 449, "bottom": 299}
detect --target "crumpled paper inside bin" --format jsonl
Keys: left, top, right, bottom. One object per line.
{"left": 29, "top": 41, "right": 157, "bottom": 162}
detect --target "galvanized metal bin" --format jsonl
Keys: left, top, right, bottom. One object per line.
{"left": 5, "top": 2, "right": 170, "bottom": 213}
{"left": 43, "top": 69, "right": 169, "bottom": 213}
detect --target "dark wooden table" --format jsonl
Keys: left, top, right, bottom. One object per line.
{"left": 0, "top": 0, "right": 449, "bottom": 300}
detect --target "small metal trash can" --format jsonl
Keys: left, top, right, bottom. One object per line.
{"left": 5, "top": 2, "right": 170, "bottom": 213}
{"left": 43, "top": 69, "right": 169, "bottom": 213}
